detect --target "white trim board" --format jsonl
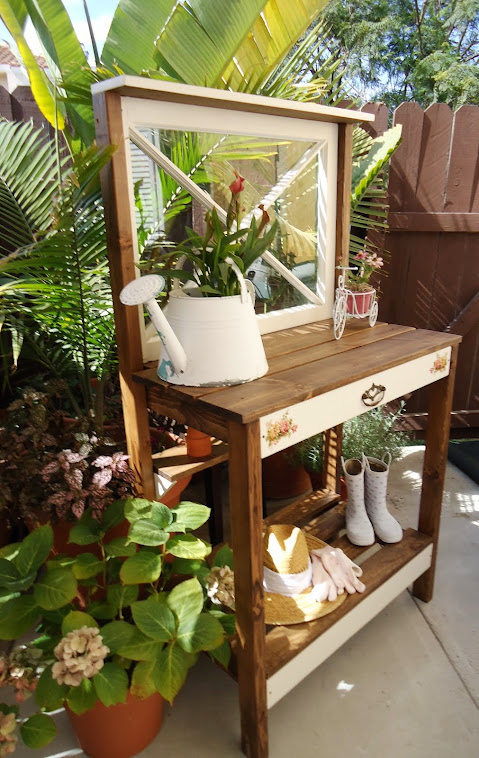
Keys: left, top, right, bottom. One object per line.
{"left": 266, "top": 543, "right": 433, "bottom": 709}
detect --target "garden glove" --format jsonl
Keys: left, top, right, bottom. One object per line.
{"left": 311, "top": 546, "right": 366, "bottom": 595}
{"left": 310, "top": 553, "right": 344, "bottom": 603}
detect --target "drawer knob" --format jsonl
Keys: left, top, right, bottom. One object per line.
{"left": 362, "top": 383, "right": 386, "bottom": 407}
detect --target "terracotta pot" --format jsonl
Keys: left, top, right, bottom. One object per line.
{"left": 186, "top": 428, "right": 212, "bottom": 458}
{"left": 262, "top": 451, "right": 312, "bottom": 500}
{"left": 66, "top": 690, "right": 164, "bottom": 758}
{"left": 26, "top": 516, "right": 130, "bottom": 558}
{"left": 346, "top": 289, "right": 375, "bottom": 317}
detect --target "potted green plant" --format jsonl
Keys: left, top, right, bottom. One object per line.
{"left": 0, "top": 498, "right": 234, "bottom": 758}
{"left": 130, "top": 175, "right": 279, "bottom": 387}
{"left": 292, "top": 405, "right": 410, "bottom": 490}
{"left": 345, "top": 250, "right": 385, "bottom": 316}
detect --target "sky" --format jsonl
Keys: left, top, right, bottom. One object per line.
{"left": 1, "top": 0, "right": 119, "bottom": 63}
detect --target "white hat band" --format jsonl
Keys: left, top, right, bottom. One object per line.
{"left": 263, "top": 559, "right": 313, "bottom": 597}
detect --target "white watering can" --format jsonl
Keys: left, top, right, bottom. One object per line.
{"left": 119, "top": 263, "right": 269, "bottom": 387}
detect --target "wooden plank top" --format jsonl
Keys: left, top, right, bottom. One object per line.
{"left": 91, "top": 76, "right": 375, "bottom": 126}
{"left": 133, "top": 320, "right": 462, "bottom": 424}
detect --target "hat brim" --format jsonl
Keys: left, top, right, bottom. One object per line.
{"left": 264, "top": 533, "right": 347, "bottom": 625}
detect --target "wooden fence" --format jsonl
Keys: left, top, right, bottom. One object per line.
{"left": 363, "top": 102, "right": 479, "bottom": 431}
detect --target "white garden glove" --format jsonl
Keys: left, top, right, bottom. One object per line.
{"left": 310, "top": 553, "right": 344, "bottom": 603}
{"left": 311, "top": 546, "right": 366, "bottom": 596}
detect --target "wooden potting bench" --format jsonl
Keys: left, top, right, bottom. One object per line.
{"left": 92, "top": 77, "right": 461, "bottom": 757}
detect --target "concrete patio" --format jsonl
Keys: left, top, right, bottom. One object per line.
{"left": 17, "top": 446, "right": 479, "bottom": 758}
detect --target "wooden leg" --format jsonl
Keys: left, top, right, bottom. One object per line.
{"left": 413, "top": 345, "right": 459, "bottom": 602}
{"left": 228, "top": 420, "right": 268, "bottom": 758}
{"left": 120, "top": 375, "right": 156, "bottom": 500}
{"left": 323, "top": 424, "right": 343, "bottom": 493}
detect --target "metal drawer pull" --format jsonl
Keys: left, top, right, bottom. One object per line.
{"left": 361, "top": 383, "right": 386, "bottom": 407}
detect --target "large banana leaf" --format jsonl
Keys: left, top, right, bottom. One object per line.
{"left": 152, "top": 0, "right": 268, "bottom": 85}
{"left": 0, "top": 0, "right": 65, "bottom": 128}
{"left": 222, "top": 0, "right": 330, "bottom": 89}
{"left": 351, "top": 125, "right": 402, "bottom": 212}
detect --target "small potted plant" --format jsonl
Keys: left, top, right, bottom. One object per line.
{"left": 345, "top": 250, "right": 384, "bottom": 316}
{"left": 0, "top": 498, "right": 234, "bottom": 758}
{"left": 0, "top": 386, "right": 137, "bottom": 552}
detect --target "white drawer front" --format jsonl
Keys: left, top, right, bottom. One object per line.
{"left": 260, "top": 347, "right": 451, "bottom": 458}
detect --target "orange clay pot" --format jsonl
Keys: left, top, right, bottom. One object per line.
{"left": 185, "top": 427, "right": 212, "bottom": 458}
{"left": 66, "top": 690, "right": 164, "bottom": 758}
{"left": 26, "top": 516, "right": 131, "bottom": 558}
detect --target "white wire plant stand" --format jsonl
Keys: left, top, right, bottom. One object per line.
{"left": 332, "top": 267, "right": 378, "bottom": 340}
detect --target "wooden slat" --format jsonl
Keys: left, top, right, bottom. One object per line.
{"left": 304, "top": 502, "right": 346, "bottom": 544}
{"left": 336, "top": 123, "right": 354, "bottom": 268}
{"left": 323, "top": 425, "right": 342, "bottom": 493}
{"left": 416, "top": 104, "right": 453, "bottom": 213}
{"left": 387, "top": 212, "right": 479, "bottom": 232}
{"left": 265, "top": 529, "right": 432, "bottom": 678}
{"left": 445, "top": 105, "right": 479, "bottom": 213}
{"left": 152, "top": 439, "right": 228, "bottom": 482}
{"left": 198, "top": 329, "right": 462, "bottom": 423}
{"left": 389, "top": 102, "right": 425, "bottom": 211}
{"left": 263, "top": 490, "right": 341, "bottom": 529}
{"left": 146, "top": 385, "right": 229, "bottom": 441}
{"left": 446, "top": 291, "right": 479, "bottom": 336}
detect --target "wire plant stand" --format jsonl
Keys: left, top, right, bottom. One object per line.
{"left": 333, "top": 267, "right": 378, "bottom": 340}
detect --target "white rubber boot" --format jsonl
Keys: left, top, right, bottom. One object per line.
{"left": 342, "top": 457, "right": 375, "bottom": 546}
{"left": 363, "top": 453, "right": 403, "bottom": 543}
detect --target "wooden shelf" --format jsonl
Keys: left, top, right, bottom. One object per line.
{"left": 152, "top": 438, "right": 228, "bottom": 481}
{"left": 264, "top": 528, "right": 433, "bottom": 707}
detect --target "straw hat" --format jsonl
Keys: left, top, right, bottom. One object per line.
{"left": 263, "top": 524, "right": 346, "bottom": 625}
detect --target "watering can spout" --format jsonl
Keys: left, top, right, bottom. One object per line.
{"left": 119, "top": 275, "right": 187, "bottom": 375}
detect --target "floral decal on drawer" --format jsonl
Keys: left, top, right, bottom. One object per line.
{"left": 430, "top": 352, "right": 449, "bottom": 374}
{"left": 264, "top": 411, "right": 298, "bottom": 447}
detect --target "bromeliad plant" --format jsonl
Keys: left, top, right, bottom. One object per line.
{"left": 0, "top": 499, "right": 234, "bottom": 752}
{"left": 156, "top": 174, "right": 279, "bottom": 298}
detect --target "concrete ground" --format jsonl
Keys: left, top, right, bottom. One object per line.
{"left": 15, "top": 446, "right": 479, "bottom": 758}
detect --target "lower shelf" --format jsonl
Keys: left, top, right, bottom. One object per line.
{"left": 264, "top": 528, "right": 433, "bottom": 708}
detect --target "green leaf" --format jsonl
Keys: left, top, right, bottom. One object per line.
{"left": 107, "top": 583, "right": 139, "bottom": 610}
{"left": 153, "top": 642, "right": 196, "bottom": 704}
{"left": 117, "top": 629, "right": 160, "bottom": 661}
{"left": 72, "top": 553, "right": 103, "bottom": 580}
{"left": 61, "top": 610, "right": 98, "bottom": 635}
{"left": 120, "top": 551, "right": 163, "bottom": 585}
{"left": 0, "top": 542, "right": 20, "bottom": 560}
{"left": 34, "top": 568, "right": 77, "bottom": 610}
{"left": 169, "top": 557, "right": 206, "bottom": 575}
{"left": 150, "top": 502, "right": 174, "bottom": 529}
{"left": 87, "top": 601, "right": 117, "bottom": 620}
{"left": 20, "top": 713, "right": 57, "bottom": 749}
{"left": 0, "top": 595, "right": 39, "bottom": 639}
{"left": 69, "top": 521, "right": 101, "bottom": 546}
{"left": 130, "top": 660, "right": 156, "bottom": 699}
{"left": 131, "top": 600, "right": 176, "bottom": 642}
{"left": 177, "top": 612, "right": 224, "bottom": 654}
{"left": 167, "top": 577, "right": 203, "bottom": 626}
{"left": 166, "top": 534, "right": 212, "bottom": 559}
{"left": 351, "top": 125, "right": 402, "bottom": 211}
{"left": 171, "top": 502, "right": 211, "bottom": 532}
{"left": 208, "top": 609, "right": 237, "bottom": 636}
{"left": 66, "top": 677, "right": 98, "bottom": 715}
{"left": 93, "top": 662, "right": 129, "bottom": 706}
{"left": 102, "top": 500, "right": 126, "bottom": 532}
{"left": 0, "top": 558, "right": 35, "bottom": 592}
{"left": 128, "top": 519, "right": 169, "bottom": 546}
{"left": 15, "top": 525, "right": 53, "bottom": 576}
{"left": 104, "top": 537, "right": 137, "bottom": 557}
{"left": 99, "top": 620, "right": 135, "bottom": 655}
{"left": 209, "top": 638, "right": 231, "bottom": 668}
{"left": 212, "top": 544, "right": 234, "bottom": 570}
{"left": 124, "top": 498, "right": 154, "bottom": 524}
{"left": 35, "top": 665, "right": 68, "bottom": 711}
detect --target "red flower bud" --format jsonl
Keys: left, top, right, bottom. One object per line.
{"left": 258, "top": 204, "right": 270, "bottom": 234}
{"left": 229, "top": 171, "right": 245, "bottom": 195}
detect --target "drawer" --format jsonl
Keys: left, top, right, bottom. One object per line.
{"left": 259, "top": 346, "right": 451, "bottom": 458}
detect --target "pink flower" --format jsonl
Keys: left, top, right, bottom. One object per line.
{"left": 229, "top": 171, "right": 244, "bottom": 195}
{"left": 354, "top": 251, "right": 366, "bottom": 261}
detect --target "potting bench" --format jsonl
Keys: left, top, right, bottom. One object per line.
{"left": 93, "top": 77, "right": 461, "bottom": 758}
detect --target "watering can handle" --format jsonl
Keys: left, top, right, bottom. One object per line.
{"left": 225, "top": 257, "right": 251, "bottom": 304}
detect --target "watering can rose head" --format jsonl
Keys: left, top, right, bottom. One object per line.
{"left": 158, "top": 175, "right": 279, "bottom": 298}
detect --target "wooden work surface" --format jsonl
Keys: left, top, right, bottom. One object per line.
{"left": 134, "top": 319, "right": 461, "bottom": 424}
